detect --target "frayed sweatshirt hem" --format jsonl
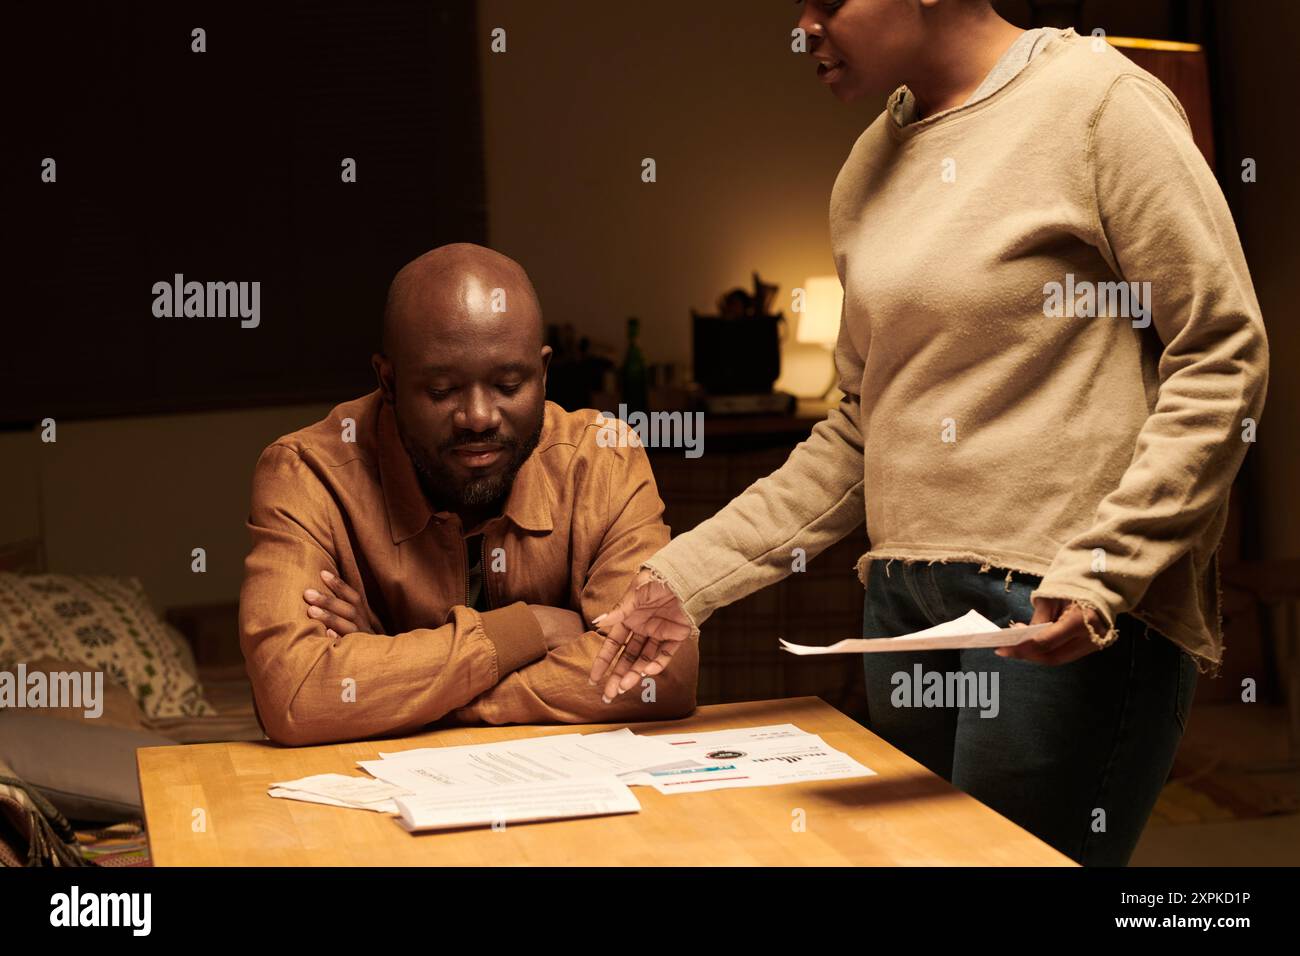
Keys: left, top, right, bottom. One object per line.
{"left": 855, "top": 549, "right": 1051, "bottom": 592}
{"left": 641, "top": 561, "right": 703, "bottom": 643}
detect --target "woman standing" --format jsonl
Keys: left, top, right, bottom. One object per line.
{"left": 589, "top": 0, "right": 1268, "bottom": 866}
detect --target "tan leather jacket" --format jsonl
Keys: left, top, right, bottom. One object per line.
{"left": 239, "top": 390, "right": 697, "bottom": 745}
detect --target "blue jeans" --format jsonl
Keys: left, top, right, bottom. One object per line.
{"left": 861, "top": 559, "right": 1197, "bottom": 866}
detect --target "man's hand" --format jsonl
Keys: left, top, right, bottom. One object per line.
{"left": 303, "top": 570, "right": 384, "bottom": 638}
{"left": 589, "top": 569, "right": 693, "bottom": 703}
{"left": 996, "top": 597, "right": 1109, "bottom": 665}
{"left": 527, "top": 605, "right": 586, "bottom": 651}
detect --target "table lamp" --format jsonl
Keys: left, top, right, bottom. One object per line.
{"left": 797, "top": 275, "right": 844, "bottom": 399}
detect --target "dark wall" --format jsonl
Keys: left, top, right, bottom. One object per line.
{"left": 7, "top": 0, "right": 486, "bottom": 427}
{"left": 994, "top": 0, "right": 1177, "bottom": 36}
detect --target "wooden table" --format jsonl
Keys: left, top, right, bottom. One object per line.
{"left": 138, "top": 696, "right": 1075, "bottom": 866}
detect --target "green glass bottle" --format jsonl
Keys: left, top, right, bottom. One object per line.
{"left": 620, "top": 316, "right": 649, "bottom": 416}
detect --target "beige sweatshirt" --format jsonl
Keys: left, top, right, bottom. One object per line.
{"left": 645, "top": 28, "right": 1268, "bottom": 671}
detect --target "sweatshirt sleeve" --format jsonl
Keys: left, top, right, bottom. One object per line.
{"left": 1030, "top": 73, "right": 1269, "bottom": 644}
{"left": 238, "top": 444, "right": 546, "bottom": 746}
{"left": 642, "top": 307, "right": 867, "bottom": 633}
{"left": 450, "top": 430, "right": 698, "bottom": 725}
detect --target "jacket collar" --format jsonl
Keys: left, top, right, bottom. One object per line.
{"left": 376, "top": 397, "right": 555, "bottom": 544}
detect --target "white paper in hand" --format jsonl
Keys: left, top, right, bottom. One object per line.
{"left": 780, "top": 609, "right": 1051, "bottom": 655}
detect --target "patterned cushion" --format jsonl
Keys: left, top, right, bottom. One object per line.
{"left": 0, "top": 574, "right": 215, "bottom": 719}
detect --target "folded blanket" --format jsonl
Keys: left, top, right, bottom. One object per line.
{"left": 75, "top": 821, "right": 150, "bottom": 867}
{"left": 0, "top": 755, "right": 90, "bottom": 867}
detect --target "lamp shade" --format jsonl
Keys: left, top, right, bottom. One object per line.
{"left": 796, "top": 275, "right": 844, "bottom": 346}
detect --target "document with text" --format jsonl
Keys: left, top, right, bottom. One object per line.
{"left": 267, "top": 723, "right": 876, "bottom": 825}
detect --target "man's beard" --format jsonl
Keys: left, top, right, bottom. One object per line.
{"left": 395, "top": 410, "right": 542, "bottom": 513}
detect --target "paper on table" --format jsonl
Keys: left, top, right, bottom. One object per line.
{"left": 381, "top": 728, "right": 675, "bottom": 770}
{"left": 268, "top": 787, "right": 400, "bottom": 815}
{"left": 269, "top": 773, "right": 411, "bottom": 806}
{"left": 392, "top": 776, "right": 640, "bottom": 832}
{"left": 780, "top": 609, "right": 1052, "bottom": 655}
{"left": 553, "top": 728, "right": 688, "bottom": 775}
{"left": 362, "top": 737, "right": 641, "bottom": 792}
{"left": 375, "top": 732, "right": 583, "bottom": 762}
{"left": 628, "top": 726, "right": 875, "bottom": 794}
{"left": 649, "top": 749, "right": 873, "bottom": 794}
{"left": 618, "top": 724, "right": 817, "bottom": 785}
{"left": 490, "top": 728, "right": 686, "bottom": 777}
{"left": 366, "top": 729, "right": 686, "bottom": 790}
{"left": 266, "top": 773, "right": 412, "bottom": 814}
{"left": 645, "top": 724, "right": 814, "bottom": 747}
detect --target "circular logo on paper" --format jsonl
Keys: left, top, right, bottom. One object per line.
{"left": 706, "top": 750, "right": 745, "bottom": 760}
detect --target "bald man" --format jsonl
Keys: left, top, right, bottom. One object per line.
{"left": 238, "top": 244, "right": 698, "bottom": 745}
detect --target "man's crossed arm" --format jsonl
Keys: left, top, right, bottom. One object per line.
{"left": 239, "top": 440, "right": 697, "bottom": 747}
